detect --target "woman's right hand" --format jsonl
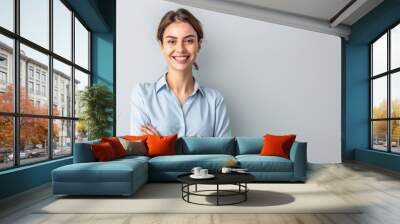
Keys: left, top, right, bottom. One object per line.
{"left": 140, "top": 123, "right": 160, "bottom": 136}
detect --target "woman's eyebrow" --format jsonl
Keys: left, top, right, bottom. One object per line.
{"left": 164, "top": 34, "right": 196, "bottom": 39}
{"left": 183, "top": 35, "right": 196, "bottom": 39}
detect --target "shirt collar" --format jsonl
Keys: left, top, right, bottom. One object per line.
{"left": 155, "top": 73, "right": 205, "bottom": 97}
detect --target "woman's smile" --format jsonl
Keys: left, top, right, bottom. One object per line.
{"left": 172, "top": 55, "right": 190, "bottom": 64}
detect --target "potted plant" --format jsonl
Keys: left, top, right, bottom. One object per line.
{"left": 79, "top": 84, "right": 114, "bottom": 140}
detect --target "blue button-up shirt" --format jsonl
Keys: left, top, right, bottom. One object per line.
{"left": 130, "top": 74, "right": 231, "bottom": 137}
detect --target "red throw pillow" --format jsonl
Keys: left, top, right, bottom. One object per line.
{"left": 91, "top": 142, "right": 117, "bottom": 161}
{"left": 101, "top": 137, "right": 127, "bottom": 158}
{"left": 146, "top": 134, "right": 177, "bottom": 157}
{"left": 260, "top": 134, "right": 296, "bottom": 159}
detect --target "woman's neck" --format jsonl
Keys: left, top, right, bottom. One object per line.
{"left": 166, "top": 68, "right": 194, "bottom": 96}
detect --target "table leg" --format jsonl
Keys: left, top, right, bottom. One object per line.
{"left": 245, "top": 183, "right": 247, "bottom": 201}
{"left": 217, "top": 184, "right": 219, "bottom": 206}
{"left": 187, "top": 184, "right": 190, "bottom": 202}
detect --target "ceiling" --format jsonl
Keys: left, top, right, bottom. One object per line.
{"left": 165, "top": 0, "right": 384, "bottom": 38}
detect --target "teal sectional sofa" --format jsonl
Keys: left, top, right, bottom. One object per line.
{"left": 52, "top": 137, "right": 307, "bottom": 196}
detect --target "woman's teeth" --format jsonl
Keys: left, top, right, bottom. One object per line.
{"left": 173, "top": 56, "right": 189, "bottom": 63}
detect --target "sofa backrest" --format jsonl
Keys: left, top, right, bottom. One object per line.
{"left": 235, "top": 137, "right": 263, "bottom": 155}
{"left": 73, "top": 139, "right": 100, "bottom": 163}
{"left": 177, "top": 137, "right": 236, "bottom": 155}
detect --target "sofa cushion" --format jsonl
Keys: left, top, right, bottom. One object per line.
{"left": 178, "top": 137, "right": 235, "bottom": 155}
{"left": 260, "top": 134, "right": 296, "bottom": 159}
{"left": 91, "top": 142, "right": 118, "bottom": 161}
{"left": 235, "top": 137, "right": 263, "bottom": 155}
{"left": 101, "top": 137, "right": 127, "bottom": 158}
{"left": 147, "top": 135, "right": 177, "bottom": 157}
{"left": 236, "top": 155, "right": 293, "bottom": 172}
{"left": 53, "top": 158, "right": 148, "bottom": 183}
{"left": 73, "top": 139, "right": 100, "bottom": 163}
{"left": 118, "top": 138, "right": 147, "bottom": 156}
{"left": 148, "top": 154, "right": 235, "bottom": 172}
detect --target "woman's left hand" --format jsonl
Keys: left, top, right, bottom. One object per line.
{"left": 140, "top": 123, "right": 160, "bottom": 136}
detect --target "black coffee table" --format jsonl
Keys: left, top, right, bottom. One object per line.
{"left": 177, "top": 172, "right": 255, "bottom": 206}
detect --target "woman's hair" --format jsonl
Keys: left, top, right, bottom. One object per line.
{"left": 157, "top": 8, "right": 203, "bottom": 70}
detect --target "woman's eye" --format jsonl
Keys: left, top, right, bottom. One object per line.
{"left": 185, "top": 39, "right": 194, "bottom": 44}
{"left": 167, "top": 40, "right": 176, "bottom": 44}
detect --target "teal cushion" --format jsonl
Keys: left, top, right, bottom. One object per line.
{"left": 179, "top": 137, "right": 235, "bottom": 155}
{"left": 236, "top": 137, "right": 263, "bottom": 155}
{"left": 52, "top": 159, "right": 147, "bottom": 183}
{"left": 149, "top": 154, "right": 235, "bottom": 172}
{"left": 236, "top": 155, "right": 293, "bottom": 172}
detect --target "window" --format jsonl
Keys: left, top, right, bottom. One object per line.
{"left": 53, "top": 0, "right": 72, "bottom": 60}
{"left": 0, "top": 54, "right": 8, "bottom": 86}
{"left": 0, "top": 71, "right": 6, "bottom": 85}
{"left": 20, "top": 0, "right": 49, "bottom": 49}
{"left": 0, "top": 34, "right": 13, "bottom": 113}
{"left": 0, "top": 55, "right": 7, "bottom": 67}
{"left": 53, "top": 59, "right": 72, "bottom": 117}
{"left": 42, "top": 85, "right": 46, "bottom": 97}
{"left": 28, "top": 67, "right": 34, "bottom": 80}
{"left": 41, "top": 73, "right": 46, "bottom": 82}
{"left": 0, "top": 0, "right": 91, "bottom": 170}
{"left": 28, "top": 81, "right": 34, "bottom": 94}
{"left": 75, "top": 18, "right": 89, "bottom": 70}
{"left": 371, "top": 23, "right": 400, "bottom": 154}
{"left": 35, "top": 83, "right": 40, "bottom": 95}
{"left": 0, "top": 0, "right": 13, "bottom": 32}
{"left": 35, "top": 70, "right": 40, "bottom": 81}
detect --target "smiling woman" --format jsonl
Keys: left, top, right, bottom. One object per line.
{"left": 130, "top": 8, "right": 231, "bottom": 137}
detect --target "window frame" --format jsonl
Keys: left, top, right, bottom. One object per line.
{"left": 0, "top": 0, "right": 92, "bottom": 171}
{"left": 370, "top": 20, "right": 400, "bottom": 154}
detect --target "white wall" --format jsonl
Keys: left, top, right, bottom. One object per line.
{"left": 116, "top": 0, "right": 342, "bottom": 163}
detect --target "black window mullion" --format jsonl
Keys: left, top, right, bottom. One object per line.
{"left": 13, "top": 0, "right": 20, "bottom": 167}
{"left": 48, "top": 0, "right": 54, "bottom": 160}
{"left": 71, "top": 10, "right": 76, "bottom": 154}
{"left": 388, "top": 30, "right": 391, "bottom": 152}
{"left": 370, "top": 45, "right": 373, "bottom": 149}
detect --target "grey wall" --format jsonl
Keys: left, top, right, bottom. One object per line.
{"left": 116, "top": 0, "right": 342, "bottom": 163}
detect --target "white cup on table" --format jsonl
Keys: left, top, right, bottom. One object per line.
{"left": 221, "top": 167, "right": 232, "bottom": 174}
{"left": 191, "top": 167, "right": 202, "bottom": 176}
{"left": 200, "top": 169, "right": 208, "bottom": 176}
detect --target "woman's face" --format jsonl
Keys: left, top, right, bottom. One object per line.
{"left": 160, "top": 21, "right": 201, "bottom": 72}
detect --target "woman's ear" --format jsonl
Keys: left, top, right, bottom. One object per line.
{"left": 198, "top": 39, "right": 202, "bottom": 52}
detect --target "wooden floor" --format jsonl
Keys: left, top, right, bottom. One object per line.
{"left": 1, "top": 162, "right": 400, "bottom": 224}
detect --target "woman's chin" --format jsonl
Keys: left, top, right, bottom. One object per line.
{"left": 170, "top": 64, "right": 193, "bottom": 72}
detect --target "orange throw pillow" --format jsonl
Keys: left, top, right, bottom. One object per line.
{"left": 101, "top": 137, "right": 127, "bottom": 158}
{"left": 260, "top": 134, "right": 296, "bottom": 159}
{"left": 146, "top": 134, "right": 177, "bottom": 157}
{"left": 124, "top": 135, "right": 148, "bottom": 141}
{"left": 91, "top": 142, "right": 117, "bottom": 161}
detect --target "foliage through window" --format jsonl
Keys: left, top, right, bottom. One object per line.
{"left": 371, "top": 23, "right": 400, "bottom": 154}
{"left": 0, "top": 0, "right": 91, "bottom": 170}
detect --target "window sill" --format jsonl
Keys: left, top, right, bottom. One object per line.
{"left": 0, "top": 156, "right": 72, "bottom": 176}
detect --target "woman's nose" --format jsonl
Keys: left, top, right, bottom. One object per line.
{"left": 175, "top": 41, "right": 186, "bottom": 52}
